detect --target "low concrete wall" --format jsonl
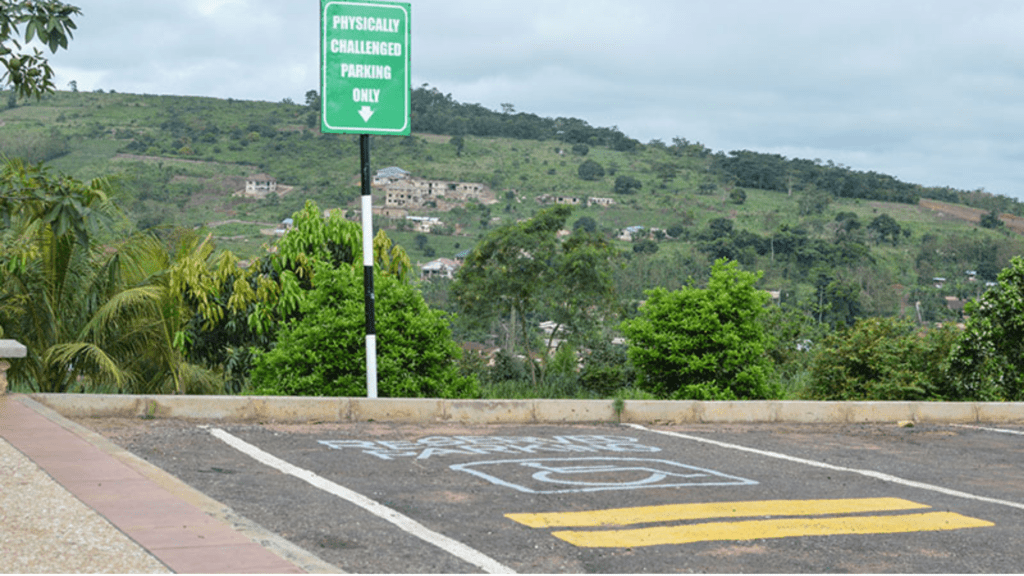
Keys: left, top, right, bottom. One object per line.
{"left": 26, "top": 394, "right": 1024, "bottom": 425}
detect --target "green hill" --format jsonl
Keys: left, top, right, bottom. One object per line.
{"left": 3, "top": 87, "right": 1022, "bottom": 326}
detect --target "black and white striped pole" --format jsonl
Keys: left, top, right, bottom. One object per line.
{"left": 360, "top": 134, "right": 377, "bottom": 398}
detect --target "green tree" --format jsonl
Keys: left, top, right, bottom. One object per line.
{"left": 304, "top": 89, "right": 321, "bottom": 128}
{"left": 82, "top": 231, "right": 229, "bottom": 395}
{"left": 620, "top": 259, "right": 779, "bottom": 400}
{"left": 175, "top": 200, "right": 413, "bottom": 394}
{"left": 449, "top": 134, "right": 465, "bottom": 157}
{"left": 652, "top": 162, "right": 678, "bottom": 186}
{"left": 632, "top": 238, "right": 658, "bottom": 254}
{"left": 979, "top": 209, "right": 1004, "bottom": 229}
{"left": 577, "top": 159, "right": 605, "bottom": 181}
{"left": 1, "top": 159, "right": 119, "bottom": 390}
{"left": 797, "top": 186, "right": 831, "bottom": 216}
{"left": 697, "top": 179, "right": 717, "bottom": 195}
{"left": 818, "top": 278, "right": 863, "bottom": 329}
{"left": 577, "top": 336, "right": 634, "bottom": 396}
{"left": 180, "top": 250, "right": 280, "bottom": 394}
{"left": 304, "top": 89, "right": 320, "bottom": 109}
{"left": 759, "top": 303, "right": 827, "bottom": 393}
{"left": 273, "top": 200, "right": 411, "bottom": 286}
{"left": 946, "top": 256, "right": 1024, "bottom": 400}
{"left": 1, "top": 1, "right": 81, "bottom": 99}
{"left": 452, "top": 206, "right": 617, "bottom": 385}
{"left": 808, "top": 318, "right": 958, "bottom": 400}
{"left": 548, "top": 228, "right": 619, "bottom": 348}
{"left": 249, "top": 265, "right": 477, "bottom": 398}
{"left": 244, "top": 200, "right": 463, "bottom": 398}
{"left": 614, "top": 175, "right": 642, "bottom": 195}
{"left": 867, "top": 213, "right": 902, "bottom": 246}
{"left": 573, "top": 216, "right": 598, "bottom": 233}
{"left": 0, "top": 160, "right": 223, "bottom": 394}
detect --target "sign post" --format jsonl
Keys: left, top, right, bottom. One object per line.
{"left": 320, "top": 0, "right": 410, "bottom": 398}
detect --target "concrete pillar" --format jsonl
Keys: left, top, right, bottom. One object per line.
{"left": 0, "top": 339, "right": 28, "bottom": 394}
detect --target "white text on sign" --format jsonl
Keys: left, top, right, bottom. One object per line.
{"left": 332, "top": 15, "right": 401, "bottom": 33}
{"left": 329, "top": 39, "right": 403, "bottom": 56}
{"left": 341, "top": 63, "right": 392, "bottom": 80}
{"left": 352, "top": 88, "right": 380, "bottom": 103}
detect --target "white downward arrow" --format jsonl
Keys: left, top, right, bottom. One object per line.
{"left": 358, "top": 106, "right": 375, "bottom": 122}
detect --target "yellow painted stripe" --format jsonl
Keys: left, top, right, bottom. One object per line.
{"left": 552, "top": 512, "right": 994, "bottom": 548}
{"left": 506, "top": 498, "right": 930, "bottom": 528}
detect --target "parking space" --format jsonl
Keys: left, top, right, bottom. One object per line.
{"left": 83, "top": 419, "right": 1024, "bottom": 573}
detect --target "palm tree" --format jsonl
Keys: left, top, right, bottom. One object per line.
{"left": 1, "top": 159, "right": 122, "bottom": 391}
{"left": 65, "top": 231, "right": 224, "bottom": 394}
{"left": 1, "top": 159, "right": 222, "bottom": 393}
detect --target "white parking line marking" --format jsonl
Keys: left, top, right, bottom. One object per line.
{"left": 625, "top": 423, "right": 1024, "bottom": 512}
{"left": 950, "top": 424, "right": 1024, "bottom": 436}
{"left": 207, "top": 427, "right": 516, "bottom": 574}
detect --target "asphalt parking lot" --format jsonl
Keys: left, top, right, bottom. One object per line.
{"left": 80, "top": 418, "right": 1024, "bottom": 573}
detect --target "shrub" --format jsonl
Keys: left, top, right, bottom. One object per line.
{"left": 808, "top": 317, "right": 958, "bottom": 400}
{"left": 250, "top": 266, "right": 478, "bottom": 398}
{"left": 577, "top": 159, "right": 605, "bottom": 181}
{"left": 578, "top": 340, "right": 634, "bottom": 396}
{"left": 614, "top": 175, "right": 642, "bottom": 195}
{"left": 945, "top": 256, "right": 1024, "bottom": 400}
{"left": 620, "top": 259, "right": 779, "bottom": 400}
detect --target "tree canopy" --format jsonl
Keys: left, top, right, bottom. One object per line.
{"left": 577, "top": 159, "right": 605, "bottom": 181}
{"left": 1, "top": 1, "right": 81, "bottom": 99}
{"left": 452, "top": 205, "right": 617, "bottom": 384}
{"left": 249, "top": 265, "right": 477, "bottom": 398}
{"left": 0, "top": 160, "right": 223, "bottom": 393}
{"left": 945, "top": 256, "right": 1024, "bottom": 401}
{"left": 620, "top": 259, "right": 780, "bottom": 400}
{"left": 410, "top": 84, "right": 641, "bottom": 150}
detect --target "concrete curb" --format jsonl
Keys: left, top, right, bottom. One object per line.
{"left": 28, "top": 394, "right": 1024, "bottom": 425}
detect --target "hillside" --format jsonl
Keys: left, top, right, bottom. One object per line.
{"left": 2, "top": 88, "right": 1023, "bottom": 325}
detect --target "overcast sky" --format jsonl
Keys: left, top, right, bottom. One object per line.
{"left": 45, "top": 0, "right": 1024, "bottom": 200}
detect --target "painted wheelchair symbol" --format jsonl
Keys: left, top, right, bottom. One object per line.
{"left": 521, "top": 461, "right": 709, "bottom": 487}
{"left": 451, "top": 457, "right": 758, "bottom": 494}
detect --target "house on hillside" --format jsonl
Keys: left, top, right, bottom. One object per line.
{"left": 273, "top": 218, "right": 293, "bottom": 236}
{"left": 384, "top": 176, "right": 486, "bottom": 209}
{"left": 618, "top": 225, "right": 646, "bottom": 241}
{"left": 244, "top": 174, "right": 277, "bottom": 198}
{"left": 461, "top": 341, "right": 502, "bottom": 366}
{"left": 374, "top": 166, "right": 410, "bottom": 186}
{"left": 406, "top": 215, "right": 442, "bottom": 233}
{"left": 421, "top": 258, "right": 461, "bottom": 280}
{"left": 945, "top": 296, "right": 966, "bottom": 314}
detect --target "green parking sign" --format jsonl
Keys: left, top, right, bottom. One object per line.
{"left": 320, "top": 0, "right": 410, "bottom": 135}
